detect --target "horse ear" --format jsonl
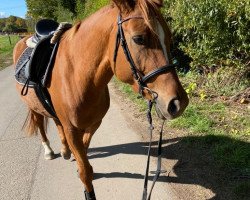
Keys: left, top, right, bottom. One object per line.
{"left": 112, "top": 0, "right": 136, "bottom": 12}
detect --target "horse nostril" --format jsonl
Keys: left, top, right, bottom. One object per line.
{"left": 168, "top": 98, "right": 181, "bottom": 116}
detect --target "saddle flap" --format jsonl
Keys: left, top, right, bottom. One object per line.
{"left": 29, "top": 36, "right": 54, "bottom": 83}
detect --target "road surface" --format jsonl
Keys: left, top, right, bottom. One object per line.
{"left": 0, "top": 66, "right": 178, "bottom": 200}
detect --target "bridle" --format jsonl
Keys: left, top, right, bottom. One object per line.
{"left": 113, "top": 14, "right": 176, "bottom": 200}
{"left": 113, "top": 14, "right": 176, "bottom": 98}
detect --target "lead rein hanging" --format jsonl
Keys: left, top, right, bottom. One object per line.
{"left": 142, "top": 100, "right": 166, "bottom": 200}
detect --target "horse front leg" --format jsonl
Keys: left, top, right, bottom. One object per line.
{"left": 64, "top": 121, "right": 101, "bottom": 200}
{"left": 53, "top": 119, "right": 71, "bottom": 160}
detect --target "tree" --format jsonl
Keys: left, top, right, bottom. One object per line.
{"left": 57, "top": 0, "right": 87, "bottom": 19}
{"left": 6, "top": 15, "right": 17, "bottom": 24}
{"left": 25, "top": 0, "right": 86, "bottom": 21}
{"left": 59, "top": 0, "right": 77, "bottom": 18}
{"left": 15, "top": 18, "right": 27, "bottom": 28}
{"left": 3, "top": 23, "right": 18, "bottom": 33}
{"left": 25, "top": 15, "right": 37, "bottom": 32}
{"left": 56, "top": 4, "right": 74, "bottom": 22}
{"left": 0, "top": 19, "right": 5, "bottom": 31}
{"left": 76, "top": 0, "right": 86, "bottom": 19}
{"left": 25, "top": 0, "right": 59, "bottom": 20}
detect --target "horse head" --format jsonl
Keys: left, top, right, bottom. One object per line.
{"left": 110, "top": 0, "right": 189, "bottom": 119}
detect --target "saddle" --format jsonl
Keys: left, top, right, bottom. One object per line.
{"left": 34, "top": 19, "right": 59, "bottom": 42}
{"left": 15, "top": 19, "right": 70, "bottom": 118}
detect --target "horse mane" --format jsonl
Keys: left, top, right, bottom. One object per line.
{"left": 138, "top": 0, "right": 171, "bottom": 36}
{"left": 62, "top": 21, "right": 81, "bottom": 41}
{"left": 138, "top": 0, "right": 161, "bottom": 30}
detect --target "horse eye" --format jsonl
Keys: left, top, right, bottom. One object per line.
{"left": 132, "top": 35, "right": 145, "bottom": 45}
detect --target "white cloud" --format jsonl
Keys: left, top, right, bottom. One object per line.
{"left": 0, "top": 12, "right": 9, "bottom": 18}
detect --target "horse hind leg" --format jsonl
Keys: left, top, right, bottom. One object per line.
{"left": 53, "top": 119, "right": 71, "bottom": 160}
{"left": 41, "top": 130, "right": 55, "bottom": 160}
{"left": 23, "top": 110, "right": 55, "bottom": 160}
{"left": 36, "top": 113, "right": 55, "bottom": 160}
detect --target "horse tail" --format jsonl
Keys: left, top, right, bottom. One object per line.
{"left": 22, "top": 110, "right": 48, "bottom": 136}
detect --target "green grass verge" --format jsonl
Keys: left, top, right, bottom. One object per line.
{"left": 233, "top": 181, "right": 250, "bottom": 199}
{"left": 166, "top": 96, "right": 249, "bottom": 199}
{"left": 0, "top": 35, "right": 20, "bottom": 70}
{"left": 168, "top": 100, "right": 249, "bottom": 138}
{"left": 113, "top": 78, "right": 148, "bottom": 112}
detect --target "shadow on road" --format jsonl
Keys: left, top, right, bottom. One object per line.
{"left": 89, "top": 135, "right": 250, "bottom": 200}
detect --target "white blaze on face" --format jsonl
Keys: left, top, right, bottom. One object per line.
{"left": 157, "top": 21, "right": 169, "bottom": 63}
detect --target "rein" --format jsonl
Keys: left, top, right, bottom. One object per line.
{"left": 143, "top": 101, "right": 166, "bottom": 200}
{"left": 114, "top": 14, "right": 173, "bottom": 199}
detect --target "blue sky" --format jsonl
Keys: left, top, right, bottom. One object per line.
{"left": 0, "top": 0, "right": 27, "bottom": 18}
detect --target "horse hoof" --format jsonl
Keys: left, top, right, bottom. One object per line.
{"left": 61, "top": 151, "right": 71, "bottom": 160}
{"left": 44, "top": 152, "right": 55, "bottom": 160}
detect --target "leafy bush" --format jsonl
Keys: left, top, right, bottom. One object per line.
{"left": 56, "top": 5, "right": 74, "bottom": 22}
{"left": 180, "top": 66, "right": 249, "bottom": 97}
{"left": 163, "top": 0, "right": 250, "bottom": 70}
{"left": 76, "top": 0, "right": 109, "bottom": 19}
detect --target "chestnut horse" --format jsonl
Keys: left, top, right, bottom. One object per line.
{"left": 13, "top": 0, "right": 188, "bottom": 199}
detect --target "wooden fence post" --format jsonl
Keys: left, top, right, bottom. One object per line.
{"left": 7, "top": 34, "right": 11, "bottom": 45}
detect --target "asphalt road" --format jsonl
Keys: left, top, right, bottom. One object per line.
{"left": 0, "top": 66, "right": 178, "bottom": 200}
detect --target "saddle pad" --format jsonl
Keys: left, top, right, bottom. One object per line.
{"left": 15, "top": 47, "right": 35, "bottom": 87}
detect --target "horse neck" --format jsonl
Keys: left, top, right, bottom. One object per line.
{"left": 60, "top": 6, "right": 116, "bottom": 93}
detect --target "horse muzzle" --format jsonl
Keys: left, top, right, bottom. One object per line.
{"left": 155, "top": 97, "right": 184, "bottom": 120}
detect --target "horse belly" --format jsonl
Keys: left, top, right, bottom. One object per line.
{"left": 16, "top": 84, "right": 53, "bottom": 118}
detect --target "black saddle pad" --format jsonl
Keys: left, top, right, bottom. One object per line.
{"left": 15, "top": 47, "right": 35, "bottom": 87}
{"left": 15, "top": 36, "right": 58, "bottom": 87}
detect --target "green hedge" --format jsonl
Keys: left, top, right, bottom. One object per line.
{"left": 163, "top": 0, "right": 250, "bottom": 70}
{"left": 76, "top": 0, "right": 109, "bottom": 20}
{"left": 75, "top": 0, "right": 249, "bottom": 74}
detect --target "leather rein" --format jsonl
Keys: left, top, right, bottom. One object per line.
{"left": 114, "top": 15, "right": 175, "bottom": 200}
